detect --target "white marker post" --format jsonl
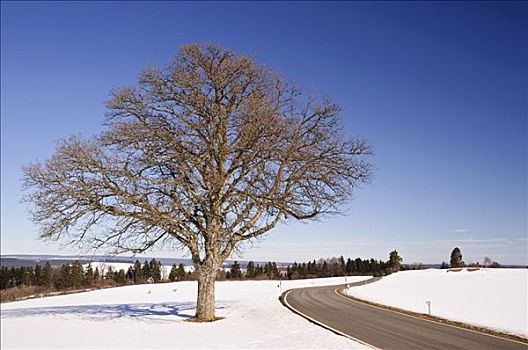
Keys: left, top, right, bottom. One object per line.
{"left": 426, "top": 301, "right": 431, "bottom": 315}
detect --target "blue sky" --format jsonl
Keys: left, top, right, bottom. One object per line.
{"left": 1, "top": 2, "right": 526, "bottom": 264}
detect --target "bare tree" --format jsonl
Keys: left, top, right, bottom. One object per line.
{"left": 22, "top": 43, "right": 373, "bottom": 320}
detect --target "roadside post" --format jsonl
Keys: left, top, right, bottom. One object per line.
{"left": 426, "top": 301, "right": 431, "bottom": 315}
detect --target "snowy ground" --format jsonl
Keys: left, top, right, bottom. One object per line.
{"left": 1, "top": 276, "right": 371, "bottom": 349}
{"left": 345, "top": 268, "right": 528, "bottom": 337}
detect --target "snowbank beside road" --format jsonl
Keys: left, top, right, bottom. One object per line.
{"left": 345, "top": 268, "right": 528, "bottom": 337}
{"left": 1, "top": 276, "right": 370, "bottom": 349}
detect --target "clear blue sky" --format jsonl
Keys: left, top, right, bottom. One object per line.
{"left": 1, "top": 2, "right": 526, "bottom": 265}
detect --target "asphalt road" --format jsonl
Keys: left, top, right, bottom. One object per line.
{"left": 282, "top": 279, "right": 528, "bottom": 350}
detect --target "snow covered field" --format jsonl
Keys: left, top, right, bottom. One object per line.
{"left": 345, "top": 268, "right": 528, "bottom": 337}
{"left": 1, "top": 276, "right": 370, "bottom": 349}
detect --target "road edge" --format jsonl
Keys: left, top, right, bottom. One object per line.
{"left": 336, "top": 288, "right": 528, "bottom": 345}
{"left": 279, "top": 288, "right": 380, "bottom": 349}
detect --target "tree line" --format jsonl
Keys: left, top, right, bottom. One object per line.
{"left": 223, "top": 250, "right": 403, "bottom": 280}
{"left": 0, "top": 259, "right": 165, "bottom": 292}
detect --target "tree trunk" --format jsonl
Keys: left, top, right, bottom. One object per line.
{"left": 195, "top": 266, "right": 217, "bottom": 320}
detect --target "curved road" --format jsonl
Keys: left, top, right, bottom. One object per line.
{"left": 282, "top": 280, "right": 528, "bottom": 350}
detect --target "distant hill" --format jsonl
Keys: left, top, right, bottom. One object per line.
{"left": 0, "top": 254, "right": 291, "bottom": 268}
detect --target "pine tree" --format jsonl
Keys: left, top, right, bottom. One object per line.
{"left": 149, "top": 259, "right": 162, "bottom": 283}
{"left": 34, "top": 264, "right": 43, "bottom": 286}
{"left": 57, "top": 264, "right": 72, "bottom": 289}
{"left": 176, "top": 263, "right": 186, "bottom": 281}
{"left": 133, "top": 260, "right": 144, "bottom": 283}
{"left": 388, "top": 250, "right": 403, "bottom": 272}
{"left": 105, "top": 266, "right": 114, "bottom": 280}
{"left": 142, "top": 261, "right": 151, "bottom": 282}
{"left": 84, "top": 264, "right": 94, "bottom": 286}
{"left": 246, "top": 261, "right": 256, "bottom": 278}
{"left": 229, "top": 261, "right": 242, "bottom": 279}
{"left": 0, "top": 266, "right": 9, "bottom": 289}
{"left": 115, "top": 269, "right": 127, "bottom": 284}
{"left": 169, "top": 264, "right": 178, "bottom": 282}
{"left": 126, "top": 266, "right": 134, "bottom": 281}
{"left": 450, "top": 247, "right": 464, "bottom": 268}
{"left": 42, "top": 262, "right": 53, "bottom": 289}
{"left": 71, "top": 260, "right": 84, "bottom": 288}
{"left": 338, "top": 256, "right": 346, "bottom": 276}
{"left": 321, "top": 261, "right": 329, "bottom": 277}
{"left": 94, "top": 267, "right": 100, "bottom": 281}
{"left": 345, "top": 258, "right": 354, "bottom": 274}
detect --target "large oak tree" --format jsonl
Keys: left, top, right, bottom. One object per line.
{"left": 23, "top": 43, "right": 373, "bottom": 320}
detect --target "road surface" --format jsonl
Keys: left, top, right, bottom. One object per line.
{"left": 282, "top": 279, "right": 528, "bottom": 350}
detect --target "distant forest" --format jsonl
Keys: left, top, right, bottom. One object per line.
{"left": 0, "top": 253, "right": 405, "bottom": 302}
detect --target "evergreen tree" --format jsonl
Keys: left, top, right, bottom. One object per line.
{"left": 105, "top": 266, "right": 114, "bottom": 280}
{"left": 338, "top": 256, "right": 346, "bottom": 275}
{"left": 34, "top": 264, "right": 43, "bottom": 286}
{"left": 57, "top": 264, "right": 72, "bottom": 289}
{"left": 389, "top": 250, "right": 402, "bottom": 272}
{"left": 149, "top": 259, "right": 162, "bottom": 282}
{"left": 176, "top": 263, "right": 186, "bottom": 281}
{"left": 42, "top": 262, "right": 53, "bottom": 288}
{"left": 321, "top": 261, "right": 329, "bottom": 277}
{"left": 115, "top": 269, "right": 127, "bottom": 284}
{"left": 450, "top": 247, "right": 464, "bottom": 268}
{"left": 126, "top": 266, "right": 134, "bottom": 281}
{"left": 345, "top": 258, "right": 354, "bottom": 274}
{"left": 85, "top": 264, "right": 94, "bottom": 286}
{"left": 71, "top": 260, "right": 84, "bottom": 288}
{"left": 246, "top": 261, "right": 256, "bottom": 278}
{"left": 0, "top": 266, "right": 9, "bottom": 289}
{"left": 229, "top": 261, "right": 242, "bottom": 279}
{"left": 271, "top": 262, "right": 279, "bottom": 279}
{"left": 133, "top": 260, "right": 144, "bottom": 283}
{"left": 142, "top": 261, "right": 151, "bottom": 282}
{"left": 94, "top": 267, "right": 100, "bottom": 281}
{"left": 169, "top": 264, "right": 178, "bottom": 282}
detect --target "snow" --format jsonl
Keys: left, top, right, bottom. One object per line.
{"left": 345, "top": 268, "right": 528, "bottom": 337}
{"left": 1, "top": 276, "right": 371, "bottom": 349}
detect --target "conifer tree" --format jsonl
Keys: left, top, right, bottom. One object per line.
{"left": 57, "top": 264, "right": 72, "bottom": 289}
{"left": 71, "top": 260, "right": 84, "bottom": 288}
{"left": 133, "top": 260, "right": 144, "bottom": 283}
{"left": 34, "top": 264, "right": 43, "bottom": 286}
{"left": 169, "top": 264, "right": 178, "bottom": 282}
{"left": 149, "top": 259, "right": 162, "bottom": 282}
{"left": 42, "top": 262, "right": 53, "bottom": 289}
{"left": 246, "top": 261, "right": 256, "bottom": 278}
{"left": 85, "top": 264, "right": 94, "bottom": 286}
{"left": 389, "top": 250, "right": 403, "bottom": 271}
{"left": 105, "top": 266, "right": 114, "bottom": 280}
{"left": 229, "top": 261, "right": 242, "bottom": 279}
{"left": 115, "top": 269, "right": 127, "bottom": 284}
{"left": 176, "top": 263, "right": 186, "bottom": 281}
{"left": 126, "top": 266, "right": 134, "bottom": 281}
{"left": 321, "top": 261, "right": 329, "bottom": 277}
{"left": 450, "top": 247, "right": 464, "bottom": 268}
{"left": 142, "top": 261, "right": 151, "bottom": 282}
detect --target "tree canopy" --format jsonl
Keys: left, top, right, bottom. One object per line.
{"left": 22, "top": 43, "right": 373, "bottom": 320}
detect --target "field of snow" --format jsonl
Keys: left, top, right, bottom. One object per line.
{"left": 345, "top": 268, "right": 528, "bottom": 337}
{"left": 1, "top": 276, "right": 370, "bottom": 349}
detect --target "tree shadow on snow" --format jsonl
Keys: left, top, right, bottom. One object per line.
{"left": 1, "top": 302, "right": 225, "bottom": 323}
